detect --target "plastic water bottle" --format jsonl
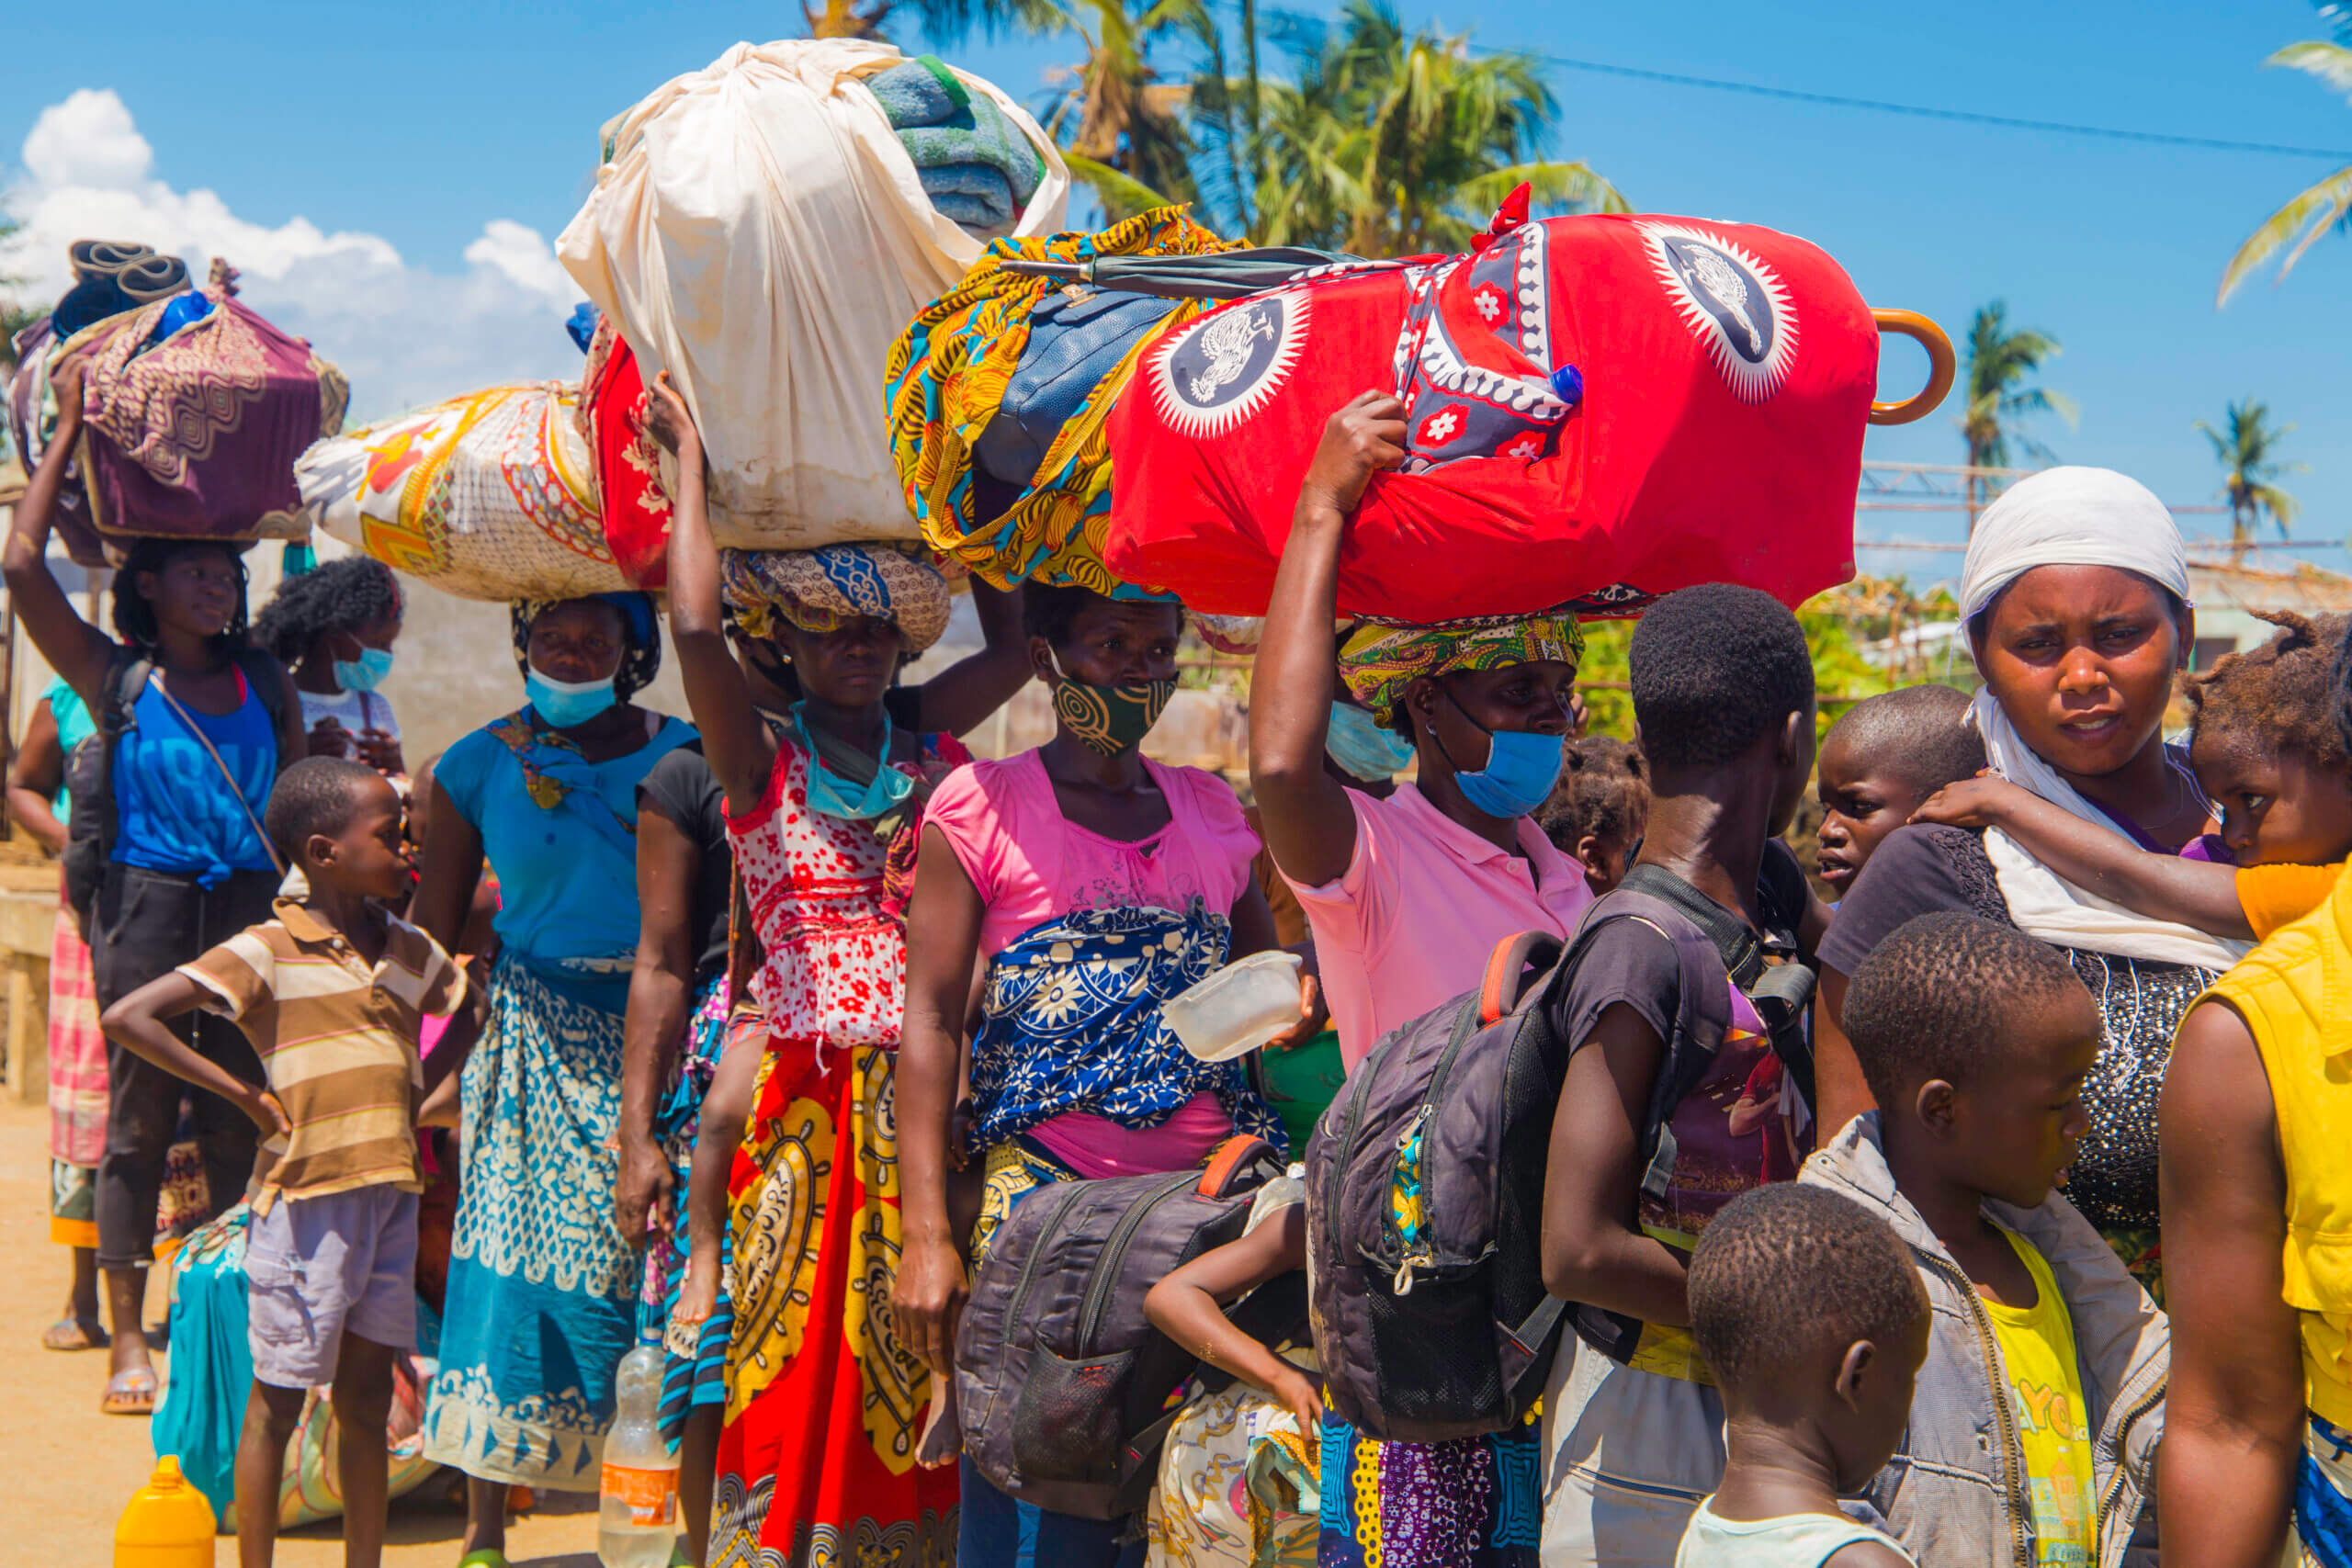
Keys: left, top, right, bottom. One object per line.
{"left": 598, "top": 1337, "right": 680, "bottom": 1568}
{"left": 114, "top": 1454, "right": 217, "bottom": 1566}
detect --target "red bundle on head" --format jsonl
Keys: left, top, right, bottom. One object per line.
{"left": 1103, "top": 209, "right": 1923, "bottom": 623}
{"left": 582, "top": 322, "right": 674, "bottom": 589}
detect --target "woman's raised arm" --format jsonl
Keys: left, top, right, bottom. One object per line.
{"left": 1250, "top": 394, "right": 1406, "bottom": 891}
{"left": 1, "top": 367, "right": 115, "bottom": 707}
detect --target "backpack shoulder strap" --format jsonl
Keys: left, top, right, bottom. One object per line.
{"left": 1611, "top": 861, "right": 1815, "bottom": 1089}
{"left": 1615, "top": 863, "right": 1767, "bottom": 987}
{"left": 101, "top": 649, "right": 155, "bottom": 735}
{"left": 231, "top": 648, "right": 290, "bottom": 739}
{"left": 91, "top": 649, "right": 155, "bottom": 855}
{"left": 1561, "top": 887, "right": 1736, "bottom": 1365}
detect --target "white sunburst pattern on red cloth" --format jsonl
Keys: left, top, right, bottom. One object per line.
{"left": 1637, "top": 220, "right": 1801, "bottom": 404}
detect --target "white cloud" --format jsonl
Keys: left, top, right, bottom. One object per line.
{"left": 2, "top": 90, "right": 583, "bottom": 421}
{"left": 23, "top": 89, "right": 153, "bottom": 190}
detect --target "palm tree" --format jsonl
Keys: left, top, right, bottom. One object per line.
{"left": 0, "top": 206, "right": 44, "bottom": 368}
{"left": 802, "top": 0, "right": 1057, "bottom": 47}
{"left": 1241, "top": 1, "right": 1625, "bottom": 254}
{"left": 1035, "top": 0, "right": 1216, "bottom": 220}
{"left": 1959, "top": 300, "right": 2075, "bottom": 531}
{"left": 2219, "top": 9, "right": 2352, "bottom": 305}
{"left": 2198, "top": 399, "right": 2301, "bottom": 561}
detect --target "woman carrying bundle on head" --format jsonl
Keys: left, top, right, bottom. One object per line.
{"left": 646, "top": 375, "right": 1033, "bottom": 1563}
{"left": 1245, "top": 394, "right": 1597, "bottom": 1564}
{"left": 409, "top": 586, "right": 692, "bottom": 1566}
{"left": 3, "top": 362, "right": 306, "bottom": 1416}
{"left": 252, "top": 555, "right": 408, "bottom": 777}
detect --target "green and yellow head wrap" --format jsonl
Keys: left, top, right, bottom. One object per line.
{"left": 1337, "top": 613, "right": 1587, "bottom": 728}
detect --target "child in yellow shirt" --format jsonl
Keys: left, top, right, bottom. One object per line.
{"left": 1915, "top": 609, "right": 2352, "bottom": 942}
{"left": 1802, "top": 912, "right": 2167, "bottom": 1566}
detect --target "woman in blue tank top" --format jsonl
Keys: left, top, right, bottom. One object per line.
{"left": 2, "top": 363, "right": 305, "bottom": 1414}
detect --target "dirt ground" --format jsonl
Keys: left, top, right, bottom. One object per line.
{"left": 0, "top": 1096, "right": 604, "bottom": 1565}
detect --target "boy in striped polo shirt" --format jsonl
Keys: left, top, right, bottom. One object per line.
{"left": 103, "top": 756, "right": 471, "bottom": 1568}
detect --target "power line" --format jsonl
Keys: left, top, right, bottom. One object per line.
{"left": 1532, "top": 53, "right": 2352, "bottom": 161}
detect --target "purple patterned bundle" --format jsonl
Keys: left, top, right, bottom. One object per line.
{"left": 73, "top": 287, "right": 346, "bottom": 546}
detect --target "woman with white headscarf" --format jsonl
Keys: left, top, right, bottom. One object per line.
{"left": 1815, "top": 467, "right": 2240, "bottom": 1295}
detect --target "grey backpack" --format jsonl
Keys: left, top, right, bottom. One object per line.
{"left": 1305, "top": 856, "right": 1813, "bottom": 1443}
{"left": 956, "top": 1134, "right": 1300, "bottom": 1520}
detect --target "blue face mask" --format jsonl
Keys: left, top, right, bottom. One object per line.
{"left": 334, "top": 646, "right": 394, "bottom": 694}
{"left": 1438, "top": 687, "right": 1563, "bottom": 819}
{"left": 526, "top": 669, "right": 618, "bottom": 728}
{"left": 1326, "top": 699, "right": 1417, "bottom": 783}
{"left": 793, "top": 704, "right": 916, "bottom": 821}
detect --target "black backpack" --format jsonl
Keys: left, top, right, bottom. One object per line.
{"left": 62, "top": 645, "right": 288, "bottom": 940}
{"left": 1569, "top": 847, "right": 1815, "bottom": 1362}
{"left": 1302, "top": 845, "right": 1815, "bottom": 1441}
{"left": 956, "top": 1134, "right": 1303, "bottom": 1520}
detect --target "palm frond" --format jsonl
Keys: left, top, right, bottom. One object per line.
{"left": 2268, "top": 39, "right": 2352, "bottom": 95}
{"left": 1062, "top": 151, "right": 1184, "bottom": 220}
{"left": 2217, "top": 164, "right": 2352, "bottom": 304}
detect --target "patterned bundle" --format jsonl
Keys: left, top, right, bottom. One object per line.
{"left": 297, "top": 383, "right": 633, "bottom": 603}
{"left": 886, "top": 206, "right": 1232, "bottom": 597}
{"left": 75, "top": 287, "right": 347, "bottom": 549}
{"left": 1105, "top": 203, "right": 1909, "bottom": 623}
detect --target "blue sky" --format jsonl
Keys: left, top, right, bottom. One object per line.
{"left": 6, "top": 0, "right": 2350, "bottom": 592}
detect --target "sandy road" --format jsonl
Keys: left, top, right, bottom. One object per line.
{"left": 0, "top": 1096, "right": 603, "bottom": 1565}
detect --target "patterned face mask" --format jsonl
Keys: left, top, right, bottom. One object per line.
{"left": 1050, "top": 667, "right": 1176, "bottom": 757}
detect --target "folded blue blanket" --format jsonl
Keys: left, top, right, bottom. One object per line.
{"left": 868, "top": 56, "right": 1043, "bottom": 237}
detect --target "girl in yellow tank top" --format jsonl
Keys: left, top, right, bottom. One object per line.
{"left": 2164, "top": 864, "right": 2352, "bottom": 1566}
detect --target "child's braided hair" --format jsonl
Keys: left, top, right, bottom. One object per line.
{"left": 2183, "top": 609, "right": 2350, "bottom": 770}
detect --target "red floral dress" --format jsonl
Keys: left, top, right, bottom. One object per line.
{"left": 711, "top": 731, "right": 968, "bottom": 1565}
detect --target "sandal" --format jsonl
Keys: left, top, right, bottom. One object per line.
{"left": 41, "top": 1316, "right": 108, "bottom": 1351}
{"left": 456, "top": 1554, "right": 511, "bottom": 1568}
{"left": 100, "top": 1365, "right": 158, "bottom": 1416}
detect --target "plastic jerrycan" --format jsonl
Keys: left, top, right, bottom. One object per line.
{"left": 115, "top": 1455, "right": 218, "bottom": 1566}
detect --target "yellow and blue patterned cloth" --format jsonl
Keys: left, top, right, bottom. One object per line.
{"left": 718, "top": 543, "right": 951, "bottom": 652}
{"left": 966, "top": 903, "right": 1282, "bottom": 1157}
{"left": 884, "top": 207, "right": 1233, "bottom": 599}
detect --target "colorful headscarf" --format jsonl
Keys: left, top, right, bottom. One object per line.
{"left": 510, "top": 591, "right": 662, "bottom": 698}
{"left": 1338, "top": 613, "right": 1587, "bottom": 727}
{"left": 718, "top": 545, "right": 951, "bottom": 654}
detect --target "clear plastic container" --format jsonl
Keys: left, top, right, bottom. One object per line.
{"left": 1164, "top": 950, "right": 1306, "bottom": 1062}
{"left": 598, "top": 1339, "right": 679, "bottom": 1567}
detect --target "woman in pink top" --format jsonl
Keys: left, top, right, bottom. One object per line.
{"left": 895, "top": 584, "right": 1295, "bottom": 1565}
{"left": 1252, "top": 394, "right": 1593, "bottom": 1067}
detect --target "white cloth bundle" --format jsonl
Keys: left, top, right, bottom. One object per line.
{"left": 556, "top": 39, "right": 1069, "bottom": 551}
{"left": 1960, "top": 466, "right": 2246, "bottom": 971}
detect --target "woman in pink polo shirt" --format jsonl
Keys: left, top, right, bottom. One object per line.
{"left": 1249, "top": 392, "right": 1589, "bottom": 1562}
{"left": 1252, "top": 392, "right": 1594, "bottom": 1069}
